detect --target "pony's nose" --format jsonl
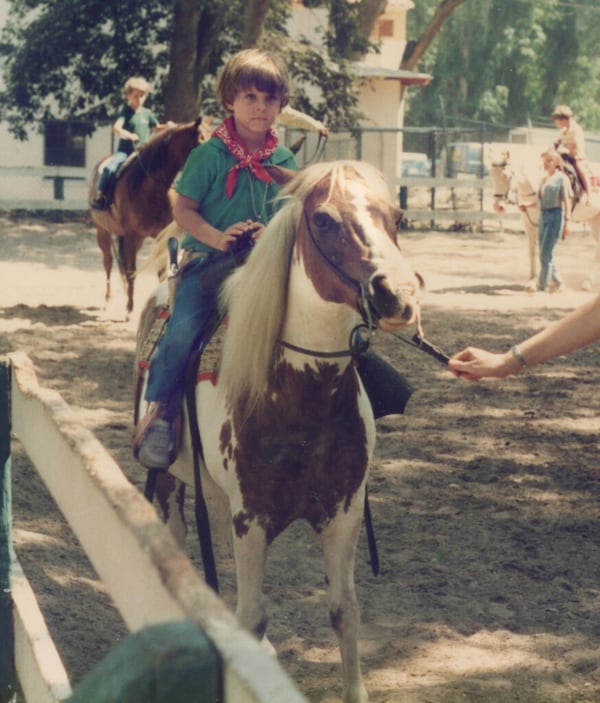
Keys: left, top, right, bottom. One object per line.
{"left": 368, "top": 273, "right": 417, "bottom": 320}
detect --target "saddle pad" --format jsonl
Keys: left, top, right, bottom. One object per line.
{"left": 197, "top": 318, "right": 228, "bottom": 385}
{"left": 137, "top": 305, "right": 170, "bottom": 373}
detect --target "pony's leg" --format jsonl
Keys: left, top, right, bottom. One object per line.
{"left": 154, "top": 472, "right": 187, "bottom": 546}
{"left": 96, "top": 226, "right": 113, "bottom": 306}
{"left": 232, "top": 521, "right": 269, "bottom": 642}
{"left": 581, "top": 216, "right": 600, "bottom": 289}
{"left": 523, "top": 214, "right": 538, "bottom": 291}
{"left": 320, "top": 496, "right": 368, "bottom": 703}
{"left": 118, "top": 233, "right": 138, "bottom": 316}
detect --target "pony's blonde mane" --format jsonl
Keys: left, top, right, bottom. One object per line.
{"left": 218, "top": 160, "right": 391, "bottom": 415}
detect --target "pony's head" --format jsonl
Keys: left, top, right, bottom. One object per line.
{"left": 269, "top": 160, "right": 424, "bottom": 332}
{"left": 487, "top": 146, "right": 513, "bottom": 213}
{"left": 137, "top": 116, "right": 212, "bottom": 176}
{"left": 219, "top": 161, "right": 423, "bottom": 414}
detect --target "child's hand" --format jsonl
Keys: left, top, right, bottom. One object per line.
{"left": 222, "top": 221, "right": 261, "bottom": 250}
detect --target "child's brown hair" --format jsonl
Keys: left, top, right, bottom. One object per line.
{"left": 216, "top": 49, "right": 289, "bottom": 111}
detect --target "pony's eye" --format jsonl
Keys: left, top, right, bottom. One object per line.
{"left": 313, "top": 212, "right": 335, "bottom": 229}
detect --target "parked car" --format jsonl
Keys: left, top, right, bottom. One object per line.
{"left": 401, "top": 152, "right": 431, "bottom": 178}
{"left": 442, "top": 142, "right": 488, "bottom": 177}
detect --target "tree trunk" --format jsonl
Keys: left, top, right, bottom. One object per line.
{"left": 164, "top": 0, "right": 226, "bottom": 121}
{"left": 241, "top": 0, "right": 271, "bottom": 48}
{"left": 400, "top": 0, "right": 467, "bottom": 71}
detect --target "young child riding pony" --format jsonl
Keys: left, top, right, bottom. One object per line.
{"left": 91, "top": 76, "right": 173, "bottom": 210}
{"left": 133, "top": 49, "right": 298, "bottom": 469}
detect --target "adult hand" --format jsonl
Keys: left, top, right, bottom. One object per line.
{"left": 448, "top": 347, "right": 517, "bottom": 381}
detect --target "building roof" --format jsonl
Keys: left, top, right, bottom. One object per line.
{"left": 353, "top": 64, "right": 431, "bottom": 86}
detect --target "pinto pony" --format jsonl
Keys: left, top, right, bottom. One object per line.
{"left": 488, "top": 144, "right": 600, "bottom": 291}
{"left": 89, "top": 117, "right": 210, "bottom": 315}
{"left": 135, "top": 160, "right": 423, "bottom": 703}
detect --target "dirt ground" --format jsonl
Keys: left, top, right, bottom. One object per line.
{"left": 1, "top": 211, "right": 600, "bottom": 703}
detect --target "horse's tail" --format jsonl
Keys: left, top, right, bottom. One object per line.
{"left": 138, "top": 221, "right": 185, "bottom": 280}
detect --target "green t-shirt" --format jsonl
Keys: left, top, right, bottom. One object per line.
{"left": 176, "top": 137, "right": 297, "bottom": 253}
{"left": 116, "top": 104, "right": 159, "bottom": 154}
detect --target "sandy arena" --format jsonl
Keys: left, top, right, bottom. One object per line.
{"left": 1, "top": 212, "right": 600, "bottom": 703}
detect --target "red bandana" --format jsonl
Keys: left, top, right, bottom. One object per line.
{"left": 213, "top": 116, "right": 279, "bottom": 198}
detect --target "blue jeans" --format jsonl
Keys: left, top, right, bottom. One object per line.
{"left": 538, "top": 207, "right": 564, "bottom": 291}
{"left": 145, "top": 254, "right": 223, "bottom": 417}
{"left": 98, "top": 151, "right": 128, "bottom": 191}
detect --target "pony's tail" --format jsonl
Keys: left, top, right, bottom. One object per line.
{"left": 138, "top": 221, "right": 184, "bottom": 280}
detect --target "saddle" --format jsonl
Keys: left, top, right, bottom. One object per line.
{"left": 558, "top": 152, "right": 584, "bottom": 205}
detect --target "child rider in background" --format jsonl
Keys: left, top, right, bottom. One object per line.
{"left": 133, "top": 48, "right": 298, "bottom": 469}
{"left": 91, "top": 76, "right": 173, "bottom": 210}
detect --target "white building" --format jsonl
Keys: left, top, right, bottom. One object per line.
{"left": 289, "top": 0, "right": 430, "bottom": 180}
{"left": 0, "top": 1, "right": 429, "bottom": 208}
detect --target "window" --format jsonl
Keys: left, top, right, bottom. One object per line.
{"left": 377, "top": 19, "right": 394, "bottom": 38}
{"left": 44, "top": 121, "right": 88, "bottom": 167}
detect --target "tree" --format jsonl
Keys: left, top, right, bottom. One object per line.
{"left": 403, "top": 0, "right": 600, "bottom": 132}
{"left": 0, "top": 0, "right": 468, "bottom": 138}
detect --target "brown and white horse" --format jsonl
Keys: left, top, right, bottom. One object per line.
{"left": 135, "top": 160, "right": 423, "bottom": 703}
{"left": 89, "top": 117, "right": 210, "bottom": 316}
{"left": 488, "top": 144, "right": 600, "bottom": 291}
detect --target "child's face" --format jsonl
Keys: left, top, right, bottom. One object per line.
{"left": 127, "top": 88, "right": 147, "bottom": 110}
{"left": 227, "top": 85, "right": 282, "bottom": 144}
{"left": 553, "top": 116, "right": 568, "bottom": 129}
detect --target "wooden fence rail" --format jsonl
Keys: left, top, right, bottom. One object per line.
{"left": 0, "top": 165, "right": 524, "bottom": 225}
{"left": 0, "top": 352, "right": 307, "bottom": 703}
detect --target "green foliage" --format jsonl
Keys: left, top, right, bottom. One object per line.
{"left": 287, "top": 47, "right": 362, "bottom": 130}
{"left": 0, "top": 0, "right": 170, "bottom": 137}
{"left": 405, "top": 0, "right": 600, "bottom": 133}
{"left": 0, "top": 0, "right": 372, "bottom": 139}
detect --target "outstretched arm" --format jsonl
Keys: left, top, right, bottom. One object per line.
{"left": 449, "top": 293, "right": 600, "bottom": 381}
{"left": 277, "top": 105, "right": 328, "bottom": 136}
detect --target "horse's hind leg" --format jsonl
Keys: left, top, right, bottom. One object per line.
{"left": 96, "top": 226, "right": 113, "bottom": 307}
{"left": 581, "top": 216, "right": 600, "bottom": 289}
{"left": 524, "top": 217, "right": 538, "bottom": 291}
{"left": 118, "top": 233, "right": 138, "bottom": 316}
{"left": 320, "top": 496, "right": 368, "bottom": 703}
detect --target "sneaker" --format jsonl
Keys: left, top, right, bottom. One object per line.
{"left": 91, "top": 197, "right": 108, "bottom": 211}
{"left": 136, "top": 418, "right": 172, "bottom": 469}
{"left": 90, "top": 190, "right": 109, "bottom": 210}
{"left": 132, "top": 402, "right": 174, "bottom": 470}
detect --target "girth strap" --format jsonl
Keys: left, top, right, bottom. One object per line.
{"left": 184, "top": 352, "right": 219, "bottom": 593}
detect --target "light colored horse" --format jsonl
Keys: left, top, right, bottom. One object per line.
{"left": 488, "top": 143, "right": 600, "bottom": 291}
{"left": 135, "top": 160, "right": 424, "bottom": 703}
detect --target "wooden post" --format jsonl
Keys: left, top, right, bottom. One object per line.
{"left": 0, "top": 358, "right": 16, "bottom": 703}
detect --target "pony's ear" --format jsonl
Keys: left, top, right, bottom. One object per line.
{"left": 265, "top": 165, "right": 297, "bottom": 186}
